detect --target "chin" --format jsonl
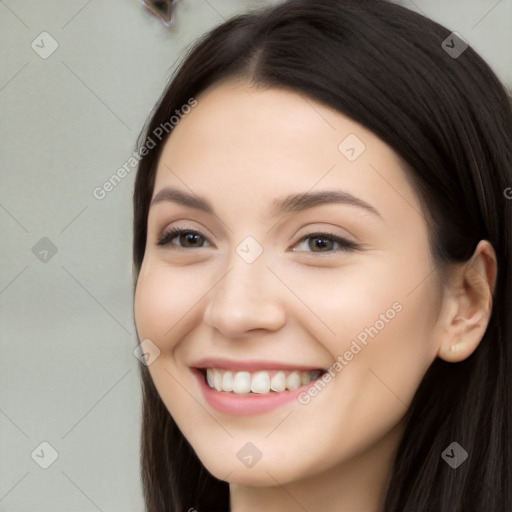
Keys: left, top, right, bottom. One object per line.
{"left": 192, "top": 440, "right": 320, "bottom": 488}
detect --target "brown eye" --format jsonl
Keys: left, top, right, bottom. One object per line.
{"left": 294, "top": 232, "right": 358, "bottom": 253}
{"left": 157, "top": 228, "right": 210, "bottom": 249}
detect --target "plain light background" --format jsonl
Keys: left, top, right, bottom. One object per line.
{"left": 0, "top": 0, "right": 510, "bottom": 510}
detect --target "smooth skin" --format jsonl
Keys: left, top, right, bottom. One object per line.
{"left": 134, "top": 78, "right": 496, "bottom": 512}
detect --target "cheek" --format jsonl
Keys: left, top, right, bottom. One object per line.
{"left": 134, "top": 261, "right": 191, "bottom": 346}
{"left": 320, "top": 270, "right": 440, "bottom": 423}
{"left": 328, "top": 275, "right": 439, "bottom": 360}
{"left": 292, "top": 255, "right": 440, "bottom": 404}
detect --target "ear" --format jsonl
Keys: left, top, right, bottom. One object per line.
{"left": 436, "top": 240, "right": 497, "bottom": 362}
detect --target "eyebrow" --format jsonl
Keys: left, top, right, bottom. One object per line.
{"left": 150, "top": 187, "right": 382, "bottom": 219}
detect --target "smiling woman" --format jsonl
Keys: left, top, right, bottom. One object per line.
{"left": 131, "top": 0, "right": 512, "bottom": 511}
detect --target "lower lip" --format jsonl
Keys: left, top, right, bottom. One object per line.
{"left": 192, "top": 368, "right": 322, "bottom": 416}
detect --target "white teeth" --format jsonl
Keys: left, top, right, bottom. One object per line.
{"left": 206, "top": 368, "right": 214, "bottom": 388}
{"left": 222, "top": 371, "right": 234, "bottom": 392}
{"left": 233, "top": 371, "right": 251, "bottom": 394}
{"left": 270, "top": 371, "right": 286, "bottom": 392}
{"left": 213, "top": 369, "right": 222, "bottom": 391}
{"left": 250, "top": 371, "right": 271, "bottom": 394}
{"left": 286, "top": 371, "right": 301, "bottom": 390}
{"left": 204, "top": 368, "right": 323, "bottom": 394}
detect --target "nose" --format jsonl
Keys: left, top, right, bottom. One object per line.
{"left": 202, "top": 254, "right": 286, "bottom": 338}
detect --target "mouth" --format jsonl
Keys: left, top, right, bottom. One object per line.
{"left": 197, "top": 367, "right": 327, "bottom": 395}
{"left": 191, "top": 362, "right": 329, "bottom": 415}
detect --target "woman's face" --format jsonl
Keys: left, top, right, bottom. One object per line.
{"left": 134, "top": 78, "right": 446, "bottom": 487}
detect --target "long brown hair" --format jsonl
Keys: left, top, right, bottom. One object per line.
{"left": 133, "top": 0, "right": 512, "bottom": 510}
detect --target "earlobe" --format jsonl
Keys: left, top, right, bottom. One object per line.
{"left": 437, "top": 240, "right": 497, "bottom": 363}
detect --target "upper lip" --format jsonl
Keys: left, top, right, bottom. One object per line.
{"left": 192, "top": 358, "right": 326, "bottom": 372}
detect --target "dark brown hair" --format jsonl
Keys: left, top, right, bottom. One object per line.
{"left": 132, "top": 0, "right": 512, "bottom": 510}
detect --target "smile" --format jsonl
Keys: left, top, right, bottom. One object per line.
{"left": 191, "top": 359, "right": 328, "bottom": 415}
{"left": 204, "top": 368, "right": 323, "bottom": 395}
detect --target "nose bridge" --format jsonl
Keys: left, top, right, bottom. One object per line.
{"left": 203, "top": 245, "right": 286, "bottom": 336}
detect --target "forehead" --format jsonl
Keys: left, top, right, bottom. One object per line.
{"left": 152, "top": 79, "right": 422, "bottom": 225}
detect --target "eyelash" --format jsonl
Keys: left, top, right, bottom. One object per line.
{"left": 156, "top": 227, "right": 359, "bottom": 254}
